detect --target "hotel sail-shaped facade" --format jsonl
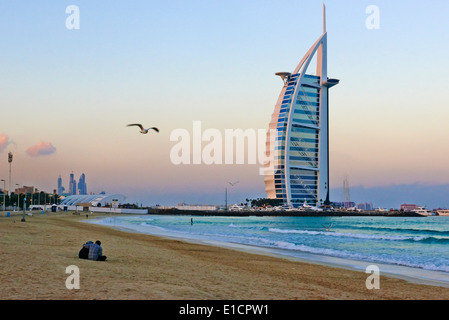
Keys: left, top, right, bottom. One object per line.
{"left": 264, "top": 6, "right": 339, "bottom": 207}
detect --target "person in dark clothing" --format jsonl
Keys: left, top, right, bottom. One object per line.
{"left": 88, "top": 240, "right": 107, "bottom": 261}
{"left": 78, "top": 241, "right": 93, "bottom": 259}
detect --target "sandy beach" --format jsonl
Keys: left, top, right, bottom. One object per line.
{"left": 1, "top": 211, "right": 448, "bottom": 300}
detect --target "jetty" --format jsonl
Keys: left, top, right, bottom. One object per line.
{"left": 147, "top": 208, "right": 425, "bottom": 218}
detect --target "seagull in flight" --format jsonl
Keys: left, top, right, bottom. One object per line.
{"left": 228, "top": 181, "right": 239, "bottom": 186}
{"left": 322, "top": 222, "right": 334, "bottom": 232}
{"left": 127, "top": 124, "right": 159, "bottom": 134}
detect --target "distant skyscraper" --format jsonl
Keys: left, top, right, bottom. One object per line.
{"left": 356, "top": 202, "right": 373, "bottom": 211}
{"left": 264, "top": 5, "right": 339, "bottom": 207}
{"left": 69, "top": 172, "right": 77, "bottom": 195}
{"left": 57, "top": 175, "right": 65, "bottom": 195}
{"left": 78, "top": 173, "right": 87, "bottom": 195}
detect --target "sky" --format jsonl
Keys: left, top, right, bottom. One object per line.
{"left": 1, "top": 1, "right": 449, "bottom": 208}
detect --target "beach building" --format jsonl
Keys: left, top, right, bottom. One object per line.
{"left": 264, "top": 5, "right": 339, "bottom": 207}
{"left": 15, "top": 186, "right": 36, "bottom": 194}
{"left": 59, "top": 194, "right": 147, "bottom": 214}
{"left": 60, "top": 194, "right": 126, "bottom": 207}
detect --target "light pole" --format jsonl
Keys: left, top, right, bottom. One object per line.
{"left": 225, "top": 181, "right": 239, "bottom": 210}
{"left": 225, "top": 187, "right": 227, "bottom": 211}
{"left": 1, "top": 179, "right": 5, "bottom": 211}
{"left": 8, "top": 152, "right": 12, "bottom": 197}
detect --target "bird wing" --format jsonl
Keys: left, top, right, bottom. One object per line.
{"left": 148, "top": 127, "right": 159, "bottom": 132}
{"left": 127, "top": 124, "right": 144, "bottom": 130}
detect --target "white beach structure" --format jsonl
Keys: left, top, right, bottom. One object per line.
{"left": 59, "top": 194, "right": 148, "bottom": 214}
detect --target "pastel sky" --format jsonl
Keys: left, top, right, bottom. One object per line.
{"left": 1, "top": 1, "right": 449, "bottom": 207}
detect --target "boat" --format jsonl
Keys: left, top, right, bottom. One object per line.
{"left": 436, "top": 209, "right": 449, "bottom": 216}
{"left": 302, "top": 201, "right": 323, "bottom": 212}
{"left": 229, "top": 204, "right": 245, "bottom": 212}
{"left": 412, "top": 206, "right": 433, "bottom": 216}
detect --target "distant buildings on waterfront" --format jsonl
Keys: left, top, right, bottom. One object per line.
{"left": 356, "top": 202, "right": 374, "bottom": 211}
{"left": 58, "top": 172, "right": 87, "bottom": 196}
{"left": 326, "top": 201, "right": 374, "bottom": 210}
{"left": 69, "top": 172, "right": 76, "bottom": 195}
{"left": 78, "top": 173, "right": 87, "bottom": 195}
{"left": 15, "top": 185, "right": 37, "bottom": 194}
{"left": 57, "top": 175, "right": 64, "bottom": 195}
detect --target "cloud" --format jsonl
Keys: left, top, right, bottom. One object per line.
{"left": 26, "top": 141, "right": 56, "bottom": 157}
{"left": 0, "top": 133, "right": 10, "bottom": 153}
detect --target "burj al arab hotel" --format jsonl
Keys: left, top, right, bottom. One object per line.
{"left": 264, "top": 5, "right": 339, "bottom": 207}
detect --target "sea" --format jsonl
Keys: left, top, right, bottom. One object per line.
{"left": 85, "top": 214, "right": 449, "bottom": 288}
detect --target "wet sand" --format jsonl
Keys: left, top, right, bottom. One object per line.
{"left": 1, "top": 212, "right": 448, "bottom": 300}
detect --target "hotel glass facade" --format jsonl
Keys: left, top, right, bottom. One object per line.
{"left": 264, "top": 8, "right": 339, "bottom": 207}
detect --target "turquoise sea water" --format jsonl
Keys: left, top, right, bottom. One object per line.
{"left": 86, "top": 214, "right": 449, "bottom": 286}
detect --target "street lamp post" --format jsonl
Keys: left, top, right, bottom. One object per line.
{"left": 225, "top": 181, "right": 239, "bottom": 210}
{"left": 22, "top": 196, "right": 26, "bottom": 222}
{"left": 8, "top": 152, "right": 12, "bottom": 198}
{"left": 225, "top": 187, "right": 228, "bottom": 211}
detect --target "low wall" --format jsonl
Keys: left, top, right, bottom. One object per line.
{"left": 57, "top": 205, "right": 148, "bottom": 215}
{"left": 90, "top": 207, "right": 148, "bottom": 214}
{"left": 147, "top": 208, "right": 425, "bottom": 217}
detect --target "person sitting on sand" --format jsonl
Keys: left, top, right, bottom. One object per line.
{"left": 88, "top": 240, "right": 107, "bottom": 261}
{"left": 78, "top": 241, "right": 93, "bottom": 259}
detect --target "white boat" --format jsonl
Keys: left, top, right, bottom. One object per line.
{"left": 302, "top": 201, "right": 323, "bottom": 212}
{"left": 436, "top": 209, "right": 449, "bottom": 216}
{"left": 412, "top": 206, "right": 433, "bottom": 216}
{"left": 286, "top": 205, "right": 304, "bottom": 212}
{"left": 229, "top": 204, "right": 245, "bottom": 211}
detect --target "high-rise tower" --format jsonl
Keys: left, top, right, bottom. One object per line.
{"left": 57, "top": 175, "right": 65, "bottom": 195}
{"left": 264, "top": 5, "right": 339, "bottom": 207}
{"left": 69, "top": 172, "right": 77, "bottom": 195}
{"left": 78, "top": 173, "right": 87, "bottom": 195}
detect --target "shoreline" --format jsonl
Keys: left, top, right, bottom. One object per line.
{"left": 86, "top": 215, "right": 449, "bottom": 289}
{"left": 1, "top": 211, "right": 449, "bottom": 300}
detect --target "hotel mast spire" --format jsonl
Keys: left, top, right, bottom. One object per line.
{"left": 323, "top": 3, "right": 326, "bottom": 34}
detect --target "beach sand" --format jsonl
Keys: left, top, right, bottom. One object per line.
{"left": 1, "top": 212, "right": 448, "bottom": 300}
